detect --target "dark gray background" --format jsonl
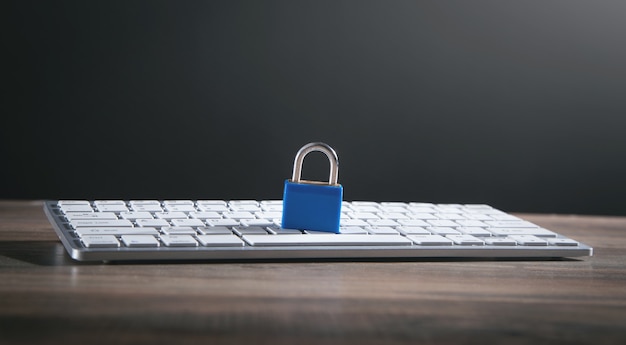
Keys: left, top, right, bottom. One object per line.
{"left": 3, "top": 0, "right": 625, "bottom": 215}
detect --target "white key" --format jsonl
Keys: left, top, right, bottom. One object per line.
{"left": 254, "top": 211, "right": 282, "bottom": 219}
{"left": 197, "top": 204, "right": 229, "bottom": 212}
{"left": 119, "top": 211, "right": 153, "bottom": 220}
{"left": 338, "top": 227, "right": 369, "bottom": 234}
{"left": 366, "top": 227, "right": 400, "bottom": 235}
{"left": 222, "top": 211, "right": 256, "bottom": 219}
{"left": 76, "top": 227, "right": 159, "bottom": 236}
{"left": 446, "top": 234, "right": 484, "bottom": 246}
{"left": 228, "top": 200, "right": 259, "bottom": 205}
{"left": 155, "top": 212, "right": 188, "bottom": 220}
{"left": 164, "top": 205, "right": 197, "bottom": 212}
{"left": 382, "top": 212, "right": 411, "bottom": 220}
{"left": 121, "top": 235, "right": 160, "bottom": 247}
{"left": 240, "top": 219, "right": 275, "bottom": 227}
{"left": 509, "top": 235, "right": 548, "bottom": 246}
{"left": 351, "top": 201, "right": 380, "bottom": 207}
{"left": 58, "top": 200, "right": 90, "bottom": 206}
{"left": 350, "top": 206, "right": 381, "bottom": 213}
{"left": 548, "top": 238, "right": 579, "bottom": 246}
{"left": 60, "top": 205, "right": 94, "bottom": 213}
{"left": 489, "top": 228, "right": 557, "bottom": 237}
{"left": 196, "top": 235, "right": 245, "bottom": 247}
{"left": 163, "top": 200, "right": 194, "bottom": 206}
{"left": 171, "top": 218, "right": 206, "bottom": 227}
{"left": 398, "top": 219, "right": 430, "bottom": 227}
{"left": 350, "top": 212, "right": 379, "bottom": 220}
{"left": 484, "top": 237, "right": 518, "bottom": 246}
{"left": 131, "top": 204, "right": 163, "bottom": 212}
{"left": 189, "top": 211, "right": 222, "bottom": 219}
{"left": 427, "top": 227, "right": 460, "bottom": 235}
{"left": 272, "top": 228, "right": 304, "bottom": 235}
{"left": 94, "top": 200, "right": 125, "bottom": 205}
{"left": 71, "top": 219, "right": 133, "bottom": 228}
{"left": 407, "top": 235, "right": 453, "bottom": 246}
{"left": 65, "top": 212, "right": 118, "bottom": 221}
{"left": 242, "top": 234, "right": 412, "bottom": 247}
{"left": 81, "top": 235, "right": 120, "bottom": 248}
{"left": 136, "top": 219, "right": 170, "bottom": 227}
{"left": 197, "top": 226, "right": 233, "bottom": 235}
{"left": 367, "top": 219, "right": 400, "bottom": 227}
{"left": 229, "top": 204, "right": 262, "bottom": 212}
{"left": 396, "top": 226, "right": 431, "bottom": 235}
{"left": 464, "top": 213, "right": 494, "bottom": 221}
{"left": 379, "top": 206, "right": 409, "bottom": 213}
{"left": 261, "top": 204, "right": 283, "bottom": 212}
{"left": 436, "top": 213, "right": 466, "bottom": 220}
{"left": 456, "top": 227, "right": 492, "bottom": 237}
{"left": 95, "top": 204, "right": 129, "bottom": 212}
{"left": 411, "top": 213, "right": 439, "bottom": 220}
{"left": 206, "top": 219, "right": 241, "bottom": 227}
{"left": 489, "top": 214, "right": 522, "bottom": 221}
{"left": 340, "top": 219, "right": 369, "bottom": 227}
{"left": 161, "top": 227, "right": 197, "bottom": 235}
{"left": 233, "top": 226, "right": 270, "bottom": 236}
{"left": 160, "top": 235, "right": 198, "bottom": 247}
{"left": 455, "top": 220, "right": 488, "bottom": 227}
{"left": 197, "top": 200, "right": 227, "bottom": 206}
{"left": 129, "top": 200, "right": 161, "bottom": 205}
{"left": 427, "top": 219, "right": 460, "bottom": 227}
{"left": 485, "top": 220, "right": 538, "bottom": 228}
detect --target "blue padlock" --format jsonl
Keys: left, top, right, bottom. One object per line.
{"left": 281, "top": 142, "right": 343, "bottom": 233}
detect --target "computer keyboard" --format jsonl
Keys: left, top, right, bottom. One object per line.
{"left": 44, "top": 200, "right": 593, "bottom": 262}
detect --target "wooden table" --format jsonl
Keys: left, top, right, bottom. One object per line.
{"left": 1, "top": 200, "right": 625, "bottom": 344}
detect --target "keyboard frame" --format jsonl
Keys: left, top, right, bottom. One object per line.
{"left": 44, "top": 201, "right": 593, "bottom": 262}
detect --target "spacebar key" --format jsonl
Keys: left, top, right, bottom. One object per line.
{"left": 243, "top": 234, "right": 413, "bottom": 246}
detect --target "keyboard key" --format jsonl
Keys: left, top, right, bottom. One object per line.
{"left": 396, "top": 226, "right": 431, "bottom": 235}
{"left": 81, "top": 235, "right": 120, "bottom": 248}
{"left": 119, "top": 212, "right": 153, "bottom": 220}
{"left": 121, "top": 235, "right": 160, "bottom": 247}
{"left": 171, "top": 218, "right": 206, "bottom": 227}
{"left": 196, "top": 204, "right": 229, "bottom": 212}
{"left": 161, "top": 227, "right": 197, "bottom": 235}
{"left": 242, "top": 234, "right": 412, "bottom": 247}
{"left": 160, "top": 235, "right": 198, "bottom": 247}
{"left": 197, "top": 226, "right": 234, "bottom": 235}
{"left": 94, "top": 200, "right": 126, "bottom": 205}
{"left": 446, "top": 235, "right": 484, "bottom": 246}
{"left": 75, "top": 227, "right": 159, "bottom": 236}
{"left": 455, "top": 220, "right": 488, "bottom": 227}
{"left": 71, "top": 219, "right": 133, "bottom": 228}
{"left": 240, "top": 219, "right": 275, "bottom": 227}
{"left": 196, "top": 235, "right": 245, "bottom": 247}
{"left": 367, "top": 219, "right": 400, "bottom": 227}
{"left": 206, "top": 219, "right": 241, "bottom": 227}
{"left": 509, "top": 235, "right": 548, "bottom": 246}
{"left": 129, "top": 200, "right": 161, "bottom": 205}
{"left": 488, "top": 228, "right": 557, "bottom": 237}
{"left": 427, "top": 219, "right": 460, "bottom": 227}
{"left": 366, "top": 227, "right": 400, "bottom": 235}
{"left": 163, "top": 200, "right": 194, "bottom": 206}
{"left": 130, "top": 204, "right": 164, "bottom": 212}
{"left": 60, "top": 205, "right": 94, "bottom": 213}
{"left": 95, "top": 204, "right": 129, "bottom": 212}
{"left": 164, "top": 205, "right": 197, "bottom": 212}
{"left": 338, "top": 227, "right": 369, "bottom": 234}
{"left": 397, "top": 219, "right": 430, "bottom": 227}
{"left": 222, "top": 212, "right": 256, "bottom": 219}
{"left": 58, "top": 200, "right": 90, "bottom": 206}
{"left": 548, "top": 238, "right": 579, "bottom": 246}
{"left": 427, "top": 227, "right": 461, "bottom": 235}
{"left": 340, "top": 219, "right": 369, "bottom": 227}
{"left": 456, "top": 227, "right": 492, "bottom": 237}
{"left": 484, "top": 237, "right": 518, "bottom": 246}
{"left": 136, "top": 219, "right": 171, "bottom": 227}
{"left": 407, "top": 235, "right": 453, "bottom": 246}
{"left": 233, "top": 226, "right": 270, "bottom": 236}
{"left": 189, "top": 211, "right": 222, "bottom": 219}
{"left": 155, "top": 212, "right": 188, "bottom": 220}
{"left": 65, "top": 212, "right": 118, "bottom": 221}
{"left": 485, "top": 220, "right": 538, "bottom": 228}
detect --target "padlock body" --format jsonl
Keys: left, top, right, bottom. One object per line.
{"left": 281, "top": 180, "right": 343, "bottom": 233}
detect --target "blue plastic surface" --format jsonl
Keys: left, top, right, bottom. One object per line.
{"left": 281, "top": 180, "right": 343, "bottom": 233}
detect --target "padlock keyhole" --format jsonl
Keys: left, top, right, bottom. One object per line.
{"left": 299, "top": 151, "right": 334, "bottom": 183}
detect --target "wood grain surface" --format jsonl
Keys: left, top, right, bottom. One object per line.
{"left": 1, "top": 200, "right": 625, "bottom": 345}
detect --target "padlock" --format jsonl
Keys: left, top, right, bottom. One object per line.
{"left": 281, "top": 142, "right": 343, "bottom": 233}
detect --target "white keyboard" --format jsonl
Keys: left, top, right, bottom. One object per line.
{"left": 44, "top": 200, "right": 592, "bottom": 261}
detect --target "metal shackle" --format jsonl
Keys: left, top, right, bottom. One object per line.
{"left": 291, "top": 142, "right": 339, "bottom": 185}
